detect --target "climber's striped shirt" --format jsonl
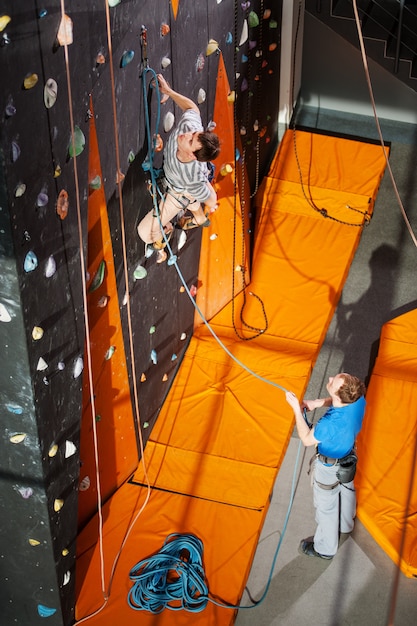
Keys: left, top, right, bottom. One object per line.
{"left": 163, "top": 109, "right": 210, "bottom": 202}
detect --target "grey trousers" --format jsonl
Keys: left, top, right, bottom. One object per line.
{"left": 313, "top": 458, "right": 356, "bottom": 556}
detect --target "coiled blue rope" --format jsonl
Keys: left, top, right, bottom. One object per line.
{"left": 128, "top": 533, "right": 209, "bottom": 613}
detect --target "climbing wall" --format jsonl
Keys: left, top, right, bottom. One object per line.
{"left": 0, "top": 2, "right": 282, "bottom": 625}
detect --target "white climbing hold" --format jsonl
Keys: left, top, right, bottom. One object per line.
{"left": 239, "top": 20, "right": 248, "bottom": 46}
{"left": 37, "top": 357, "right": 48, "bottom": 371}
{"left": 0, "top": 303, "right": 11, "bottom": 322}
{"left": 73, "top": 356, "right": 83, "bottom": 378}
{"left": 45, "top": 255, "right": 56, "bottom": 278}
{"left": 164, "top": 111, "right": 175, "bottom": 132}
{"left": 178, "top": 230, "right": 187, "bottom": 250}
{"left": 197, "top": 88, "right": 206, "bottom": 104}
{"left": 161, "top": 57, "right": 171, "bottom": 69}
{"left": 65, "top": 440, "right": 77, "bottom": 458}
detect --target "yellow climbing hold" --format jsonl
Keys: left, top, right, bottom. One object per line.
{"left": 23, "top": 74, "right": 39, "bottom": 90}
{"left": 206, "top": 39, "right": 219, "bottom": 56}
{"left": 48, "top": 444, "right": 59, "bottom": 458}
{"left": 32, "top": 326, "right": 44, "bottom": 340}
{"left": 62, "top": 548, "right": 69, "bottom": 556}
{"left": 220, "top": 163, "right": 233, "bottom": 176}
{"left": 227, "top": 91, "right": 236, "bottom": 103}
{"left": 29, "top": 539, "right": 41, "bottom": 546}
{"left": 54, "top": 499, "right": 64, "bottom": 512}
{"left": 0, "top": 16, "right": 11, "bottom": 32}
{"left": 10, "top": 433, "right": 27, "bottom": 444}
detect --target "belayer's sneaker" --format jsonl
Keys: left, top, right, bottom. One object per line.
{"left": 299, "top": 538, "right": 333, "bottom": 560}
{"left": 177, "top": 215, "right": 210, "bottom": 230}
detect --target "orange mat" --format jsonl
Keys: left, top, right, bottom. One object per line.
{"left": 356, "top": 309, "right": 417, "bottom": 578}
{"left": 75, "top": 130, "right": 388, "bottom": 624}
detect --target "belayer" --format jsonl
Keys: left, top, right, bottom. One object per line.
{"left": 138, "top": 74, "right": 221, "bottom": 263}
{"left": 285, "top": 373, "right": 366, "bottom": 560}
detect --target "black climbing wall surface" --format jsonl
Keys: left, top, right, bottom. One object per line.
{"left": 0, "top": 1, "right": 282, "bottom": 624}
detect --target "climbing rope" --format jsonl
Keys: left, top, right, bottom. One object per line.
{"left": 290, "top": 0, "right": 371, "bottom": 228}
{"left": 127, "top": 440, "right": 304, "bottom": 614}
{"left": 231, "top": 0, "right": 269, "bottom": 341}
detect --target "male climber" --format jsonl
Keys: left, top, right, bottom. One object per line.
{"left": 137, "top": 74, "right": 221, "bottom": 263}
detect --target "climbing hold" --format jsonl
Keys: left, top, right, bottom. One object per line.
{"left": 253, "top": 119, "right": 259, "bottom": 131}
{"left": 38, "top": 9, "right": 48, "bottom": 19}
{"left": 57, "top": 361, "right": 65, "bottom": 371}
{"left": 269, "top": 42, "right": 277, "bottom": 51}
{"left": 48, "top": 444, "right": 58, "bottom": 458}
{"left": 96, "top": 52, "right": 105, "bottom": 65}
{"left": 248, "top": 11, "right": 260, "bottom": 27}
{"left": 23, "top": 73, "right": 38, "bottom": 89}
{"left": 63, "top": 571, "right": 71, "bottom": 586}
{"left": 37, "top": 357, "right": 48, "bottom": 371}
{"left": 24, "top": 251, "right": 38, "bottom": 272}
{"left": 108, "top": 0, "right": 121, "bottom": 6}
{"left": 180, "top": 333, "right": 187, "bottom": 341}
{"left": 226, "top": 32, "right": 233, "bottom": 45}
{"left": 32, "top": 326, "right": 44, "bottom": 340}
{"left": 36, "top": 191, "right": 49, "bottom": 207}
{"left": 54, "top": 499, "right": 64, "bottom": 511}
{"left": 5, "top": 101, "right": 16, "bottom": 117}
{"left": 140, "top": 373, "right": 146, "bottom": 382}
{"left": 134, "top": 264, "right": 147, "bottom": 280}
{"left": 249, "top": 40, "right": 257, "bottom": 49}
{"left": 89, "top": 260, "right": 106, "bottom": 292}
{"left": 18, "top": 487, "right": 33, "bottom": 499}
{"left": 97, "top": 295, "right": 109, "bottom": 308}
{"left": 73, "top": 356, "right": 83, "bottom": 379}
{"left": 160, "top": 23, "right": 170, "bottom": 36}
{"left": 206, "top": 39, "right": 219, "bottom": 56}
{"left": 5, "top": 402, "right": 23, "bottom": 414}
{"left": 143, "top": 422, "right": 149, "bottom": 429}
{"left": 161, "top": 56, "right": 171, "bottom": 69}
{"left": 150, "top": 349, "right": 158, "bottom": 365}
{"left": 62, "top": 548, "right": 69, "bottom": 556}
{"left": 116, "top": 169, "right": 125, "bottom": 183}
{"left": 240, "top": 78, "right": 248, "bottom": 92}
{"left": 89, "top": 175, "right": 101, "bottom": 191}
{"left": 154, "top": 134, "right": 163, "bottom": 152}
{"left": 68, "top": 126, "right": 85, "bottom": 157}
{"left": 220, "top": 163, "right": 233, "bottom": 176}
{"left": 171, "top": 353, "right": 177, "bottom": 361}
{"left": 227, "top": 91, "right": 236, "bottom": 103}
{"left": 10, "top": 433, "right": 27, "bottom": 444}
{"left": 178, "top": 230, "right": 187, "bottom": 250}
{"left": 197, "top": 88, "right": 206, "bottom": 104}
{"left": 121, "top": 50, "right": 134, "bottom": 67}
{"left": 162, "top": 373, "right": 168, "bottom": 382}
{"left": 241, "top": 54, "right": 248, "bottom": 63}
{"left": 44, "top": 78, "right": 58, "bottom": 108}
{"left": 164, "top": 112, "right": 175, "bottom": 133}
{"left": 14, "top": 182, "right": 26, "bottom": 197}
{"left": 54, "top": 165, "right": 62, "bottom": 178}
{"left": 179, "top": 286, "right": 185, "bottom": 293}
{"left": 37, "top": 605, "right": 57, "bottom": 618}
{"left": 190, "top": 285, "right": 197, "bottom": 297}
{"left": 95, "top": 414, "right": 101, "bottom": 422}
{"left": 11, "top": 141, "right": 20, "bottom": 163}
{"left": 239, "top": 20, "right": 248, "bottom": 45}
{"left": 196, "top": 53, "right": 205, "bottom": 72}
{"left": 210, "top": 233, "right": 218, "bottom": 240}
{"left": 79, "top": 477, "right": 90, "bottom": 491}
{"left": 65, "top": 440, "right": 77, "bottom": 458}
{"left": 269, "top": 19, "right": 278, "bottom": 29}
{"left": 57, "top": 14, "right": 73, "bottom": 46}
{"left": 56, "top": 189, "right": 69, "bottom": 219}
{"left": 45, "top": 256, "right": 56, "bottom": 278}
{"left": 104, "top": 345, "right": 116, "bottom": 360}
{"left": 263, "top": 8, "right": 271, "bottom": 19}
{"left": 0, "top": 15, "right": 11, "bottom": 32}
{"left": 29, "top": 538, "right": 41, "bottom": 546}
{"left": 149, "top": 325, "right": 156, "bottom": 334}
{"left": 128, "top": 150, "right": 135, "bottom": 163}
{"left": 0, "top": 303, "right": 11, "bottom": 322}
{"left": 207, "top": 120, "right": 216, "bottom": 131}
{"left": 240, "top": 126, "right": 247, "bottom": 135}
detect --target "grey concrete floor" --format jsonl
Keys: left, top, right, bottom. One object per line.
{"left": 236, "top": 109, "right": 417, "bottom": 626}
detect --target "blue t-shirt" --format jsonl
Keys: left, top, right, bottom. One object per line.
{"left": 314, "top": 396, "right": 366, "bottom": 458}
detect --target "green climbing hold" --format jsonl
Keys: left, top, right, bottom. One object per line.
{"left": 89, "top": 260, "right": 106, "bottom": 292}
{"left": 89, "top": 175, "right": 102, "bottom": 190}
{"left": 248, "top": 11, "right": 259, "bottom": 27}
{"left": 68, "top": 126, "right": 85, "bottom": 158}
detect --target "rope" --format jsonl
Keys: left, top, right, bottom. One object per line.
{"left": 127, "top": 440, "right": 304, "bottom": 614}
{"left": 351, "top": 0, "right": 417, "bottom": 248}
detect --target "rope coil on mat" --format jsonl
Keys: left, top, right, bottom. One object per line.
{"left": 128, "top": 534, "right": 209, "bottom": 613}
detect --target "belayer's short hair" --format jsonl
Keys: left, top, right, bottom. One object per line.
{"left": 337, "top": 374, "right": 366, "bottom": 404}
{"left": 194, "top": 131, "right": 221, "bottom": 162}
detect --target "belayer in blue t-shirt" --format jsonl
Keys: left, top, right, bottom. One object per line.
{"left": 286, "top": 373, "right": 366, "bottom": 559}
